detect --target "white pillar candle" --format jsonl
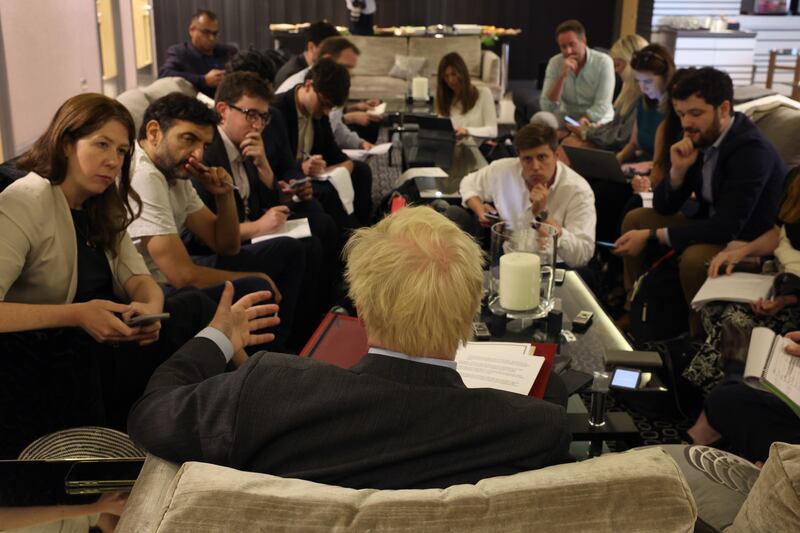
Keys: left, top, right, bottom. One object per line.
{"left": 499, "top": 252, "right": 540, "bottom": 311}
{"left": 411, "top": 76, "right": 429, "bottom": 100}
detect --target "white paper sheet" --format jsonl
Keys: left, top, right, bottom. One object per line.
{"left": 454, "top": 342, "right": 543, "bottom": 396}
{"left": 251, "top": 218, "right": 312, "bottom": 243}
{"left": 342, "top": 142, "right": 393, "bottom": 162}
{"left": 367, "top": 102, "right": 387, "bottom": 116}
{"left": 315, "top": 166, "right": 354, "bottom": 214}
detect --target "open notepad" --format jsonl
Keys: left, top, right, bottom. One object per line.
{"left": 251, "top": 218, "right": 312, "bottom": 243}
{"left": 744, "top": 327, "right": 800, "bottom": 416}
{"left": 690, "top": 273, "right": 775, "bottom": 310}
{"left": 454, "top": 342, "right": 544, "bottom": 396}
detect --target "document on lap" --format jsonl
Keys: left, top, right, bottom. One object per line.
{"left": 251, "top": 218, "right": 312, "bottom": 243}
{"left": 744, "top": 327, "right": 800, "bottom": 416}
{"left": 314, "top": 166, "right": 355, "bottom": 214}
{"left": 455, "top": 342, "right": 544, "bottom": 396}
{"left": 690, "top": 273, "right": 775, "bottom": 310}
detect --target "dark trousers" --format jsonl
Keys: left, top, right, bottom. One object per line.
{"left": 192, "top": 237, "right": 305, "bottom": 353}
{"left": 705, "top": 376, "right": 800, "bottom": 463}
{"left": 0, "top": 289, "right": 215, "bottom": 458}
{"left": 351, "top": 160, "right": 374, "bottom": 226}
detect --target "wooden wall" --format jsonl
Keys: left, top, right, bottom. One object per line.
{"left": 153, "top": 0, "right": 633, "bottom": 81}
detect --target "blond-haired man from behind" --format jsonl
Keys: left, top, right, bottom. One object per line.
{"left": 128, "top": 207, "right": 571, "bottom": 490}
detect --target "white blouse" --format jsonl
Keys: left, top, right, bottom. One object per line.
{"left": 445, "top": 85, "right": 498, "bottom": 139}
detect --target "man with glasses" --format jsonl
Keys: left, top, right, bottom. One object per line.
{"left": 159, "top": 9, "right": 237, "bottom": 98}
{"left": 273, "top": 58, "right": 374, "bottom": 227}
{"left": 127, "top": 93, "right": 306, "bottom": 353}
{"left": 195, "top": 72, "right": 341, "bottom": 350}
{"left": 448, "top": 123, "right": 596, "bottom": 268}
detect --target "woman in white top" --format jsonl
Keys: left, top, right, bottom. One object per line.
{"left": 436, "top": 52, "right": 498, "bottom": 139}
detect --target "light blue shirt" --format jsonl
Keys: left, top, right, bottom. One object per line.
{"left": 540, "top": 48, "right": 615, "bottom": 124}
{"left": 368, "top": 346, "right": 458, "bottom": 370}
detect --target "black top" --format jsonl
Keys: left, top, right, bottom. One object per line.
{"left": 70, "top": 209, "right": 114, "bottom": 303}
{"left": 263, "top": 106, "right": 304, "bottom": 182}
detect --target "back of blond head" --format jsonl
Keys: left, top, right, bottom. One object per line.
{"left": 610, "top": 34, "right": 649, "bottom": 116}
{"left": 344, "top": 207, "right": 484, "bottom": 358}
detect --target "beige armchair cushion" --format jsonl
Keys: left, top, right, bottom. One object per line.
{"left": 118, "top": 447, "right": 696, "bottom": 533}
{"left": 117, "top": 77, "right": 197, "bottom": 130}
{"left": 408, "top": 35, "right": 482, "bottom": 78}
{"left": 349, "top": 36, "right": 408, "bottom": 77}
{"left": 727, "top": 442, "right": 800, "bottom": 532}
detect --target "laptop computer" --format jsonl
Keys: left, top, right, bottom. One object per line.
{"left": 406, "top": 114, "right": 456, "bottom": 143}
{"left": 562, "top": 145, "right": 633, "bottom": 184}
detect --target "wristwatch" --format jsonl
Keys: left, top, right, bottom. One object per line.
{"left": 649, "top": 228, "right": 658, "bottom": 241}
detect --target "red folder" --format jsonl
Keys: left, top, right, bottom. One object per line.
{"left": 301, "top": 313, "right": 555, "bottom": 398}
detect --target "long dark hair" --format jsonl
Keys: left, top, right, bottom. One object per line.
{"left": 436, "top": 52, "right": 478, "bottom": 117}
{"left": 16, "top": 93, "right": 140, "bottom": 257}
{"left": 630, "top": 43, "right": 675, "bottom": 110}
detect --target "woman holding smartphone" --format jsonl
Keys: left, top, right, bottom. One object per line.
{"left": 0, "top": 93, "right": 212, "bottom": 457}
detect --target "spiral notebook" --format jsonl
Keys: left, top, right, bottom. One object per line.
{"left": 744, "top": 327, "right": 800, "bottom": 417}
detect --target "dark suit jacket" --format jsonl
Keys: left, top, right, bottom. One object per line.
{"left": 127, "top": 338, "right": 572, "bottom": 490}
{"left": 274, "top": 53, "right": 308, "bottom": 88}
{"left": 272, "top": 88, "right": 348, "bottom": 167}
{"left": 263, "top": 106, "right": 304, "bottom": 182}
{"left": 158, "top": 42, "right": 237, "bottom": 98}
{"left": 653, "top": 113, "right": 786, "bottom": 250}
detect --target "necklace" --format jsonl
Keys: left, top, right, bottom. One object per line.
{"left": 71, "top": 211, "right": 95, "bottom": 249}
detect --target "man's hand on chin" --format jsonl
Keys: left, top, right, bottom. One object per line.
{"left": 208, "top": 281, "right": 281, "bottom": 353}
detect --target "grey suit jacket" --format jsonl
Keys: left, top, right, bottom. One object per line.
{"left": 128, "top": 337, "right": 572, "bottom": 489}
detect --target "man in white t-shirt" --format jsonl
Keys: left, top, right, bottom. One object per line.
{"left": 450, "top": 123, "right": 596, "bottom": 268}
{"left": 127, "top": 93, "right": 305, "bottom": 352}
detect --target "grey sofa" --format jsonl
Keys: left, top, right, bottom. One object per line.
{"left": 347, "top": 35, "right": 501, "bottom": 102}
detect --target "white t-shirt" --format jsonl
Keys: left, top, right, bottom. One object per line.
{"left": 127, "top": 143, "right": 206, "bottom": 284}
{"left": 459, "top": 158, "right": 596, "bottom": 267}
{"left": 445, "top": 85, "right": 498, "bottom": 139}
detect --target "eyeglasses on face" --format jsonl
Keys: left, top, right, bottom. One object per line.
{"left": 228, "top": 103, "right": 271, "bottom": 125}
{"left": 197, "top": 28, "right": 220, "bottom": 38}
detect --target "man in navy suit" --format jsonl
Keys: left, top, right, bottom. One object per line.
{"left": 128, "top": 207, "right": 572, "bottom": 490}
{"left": 158, "top": 9, "right": 237, "bottom": 98}
{"left": 614, "top": 67, "right": 786, "bottom": 334}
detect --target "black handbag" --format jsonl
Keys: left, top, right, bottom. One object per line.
{"left": 629, "top": 249, "right": 689, "bottom": 343}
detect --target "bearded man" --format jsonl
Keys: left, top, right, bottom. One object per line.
{"left": 614, "top": 67, "right": 786, "bottom": 334}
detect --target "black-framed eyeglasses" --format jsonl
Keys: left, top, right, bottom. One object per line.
{"left": 228, "top": 103, "right": 271, "bottom": 126}
{"left": 198, "top": 28, "right": 220, "bottom": 38}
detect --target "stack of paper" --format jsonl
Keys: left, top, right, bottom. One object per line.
{"left": 691, "top": 273, "right": 775, "bottom": 310}
{"left": 455, "top": 342, "right": 543, "bottom": 395}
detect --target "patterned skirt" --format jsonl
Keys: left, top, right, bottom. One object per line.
{"left": 683, "top": 302, "right": 800, "bottom": 394}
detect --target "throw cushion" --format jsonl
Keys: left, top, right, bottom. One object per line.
{"left": 727, "top": 442, "right": 800, "bottom": 532}
{"left": 657, "top": 445, "right": 758, "bottom": 532}
{"left": 748, "top": 103, "right": 800, "bottom": 170}
{"left": 388, "top": 55, "right": 427, "bottom": 80}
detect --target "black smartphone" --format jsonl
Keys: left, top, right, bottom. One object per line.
{"left": 289, "top": 177, "right": 310, "bottom": 189}
{"left": 483, "top": 212, "right": 501, "bottom": 221}
{"left": 125, "top": 312, "right": 170, "bottom": 326}
{"left": 554, "top": 268, "right": 566, "bottom": 285}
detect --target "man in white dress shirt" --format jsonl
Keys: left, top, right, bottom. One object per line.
{"left": 450, "top": 123, "right": 596, "bottom": 268}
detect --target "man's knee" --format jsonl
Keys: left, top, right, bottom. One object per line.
{"left": 621, "top": 207, "right": 655, "bottom": 233}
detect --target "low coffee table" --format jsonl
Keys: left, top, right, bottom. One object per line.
{"left": 485, "top": 270, "right": 640, "bottom": 457}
